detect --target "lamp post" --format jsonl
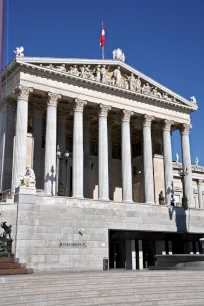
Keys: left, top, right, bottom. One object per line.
{"left": 56, "top": 144, "right": 69, "bottom": 196}
{"left": 178, "top": 167, "right": 188, "bottom": 209}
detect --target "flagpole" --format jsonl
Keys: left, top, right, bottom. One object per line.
{"left": 0, "top": 0, "right": 4, "bottom": 104}
{"left": 102, "top": 21, "right": 104, "bottom": 59}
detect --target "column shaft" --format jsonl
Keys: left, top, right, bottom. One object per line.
{"left": 83, "top": 118, "right": 90, "bottom": 198}
{"left": 143, "top": 115, "right": 155, "bottom": 204}
{"left": 33, "top": 107, "right": 44, "bottom": 189}
{"left": 163, "top": 120, "right": 174, "bottom": 205}
{"left": 12, "top": 86, "right": 33, "bottom": 192}
{"left": 121, "top": 110, "right": 133, "bottom": 203}
{"left": 108, "top": 124, "right": 113, "bottom": 200}
{"left": 98, "top": 104, "right": 111, "bottom": 201}
{"left": 44, "top": 92, "right": 61, "bottom": 195}
{"left": 72, "top": 99, "right": 87, "bottom": 198}
{"left": 198, "top": 180, "right": 203, "bottom": 209}
{"left": 57, "top": 114, "right": 67, "bottom": 196}
{"left": 181, "top": 124, "right": 194, "bottom": 208}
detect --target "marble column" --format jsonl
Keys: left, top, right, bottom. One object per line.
{"left": 12, "top": 86, "right": 33, "bottom": 192}
{"left": 44, "top": 92, "right": 61, "bottom": 195}
{"left": 83, "top": 116, "right": 91, "bottom": 198}
{"left": 1, "top": 99, "right": 16, "bottom": 191}
{"left": 121, "top": 110, "right": 134, "bottom": 203}
{"left": 143, "top": 115, "right": 155, "bottom": 204}
{"left": 163, "top": 120, "right": 174, "bottom": 205}
{"left": 72, "top": 99, "right": 87, "bottom": 198}
{"left": 98, "top": 104, "right": 111, "bottom": 201}
{"left": 108, "top": 122, "right": 113, "bottom": 200}
{"left": 33, "top": 105, "right": 44, "bottom": 189}
{"left": 57, "top": 111, "right": 67, "bottom": 196}
{"left": 197, "top": 180, "right": 203, "bottom": 209}
{"left": 180, "top": 124, "right": 194, "bottom": 208}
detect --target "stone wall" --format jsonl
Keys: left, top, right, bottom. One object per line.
{"left": 13, "top": 194, "right": 204, "bottom": 271}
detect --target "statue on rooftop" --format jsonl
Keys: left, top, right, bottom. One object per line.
{"left": 195, "top": 157, "right": 199, "bottom": 167}
{"left": 190, "top": 96, "right": 197, "bottom": 104}
{"left": 13, "top": 46, "right": 24, "bottom": 57}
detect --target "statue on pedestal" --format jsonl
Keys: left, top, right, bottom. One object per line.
{"left": 20, "top": 167, "right": 36, "bottom": 188}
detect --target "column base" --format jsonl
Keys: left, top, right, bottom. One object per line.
{"left": 72, "top": 195, "right": 84, "bottom": 199}
{"left": 98, "top": 197, "right": 110, "bottom": 201}
{"left": 145, "top": 201, "right": 155, "bottom": 205}
{"left": 123, "top": 200, "right": 134, "bottom": 204}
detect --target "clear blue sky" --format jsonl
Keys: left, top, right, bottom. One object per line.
{"left": 3, "top": 0, "right": 204, "bottom": 165}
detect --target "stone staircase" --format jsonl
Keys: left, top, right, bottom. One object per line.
{"left": 0, "top": 270, "right": 204, "bottom": 305}
{"left": 0, "top": 258, "right": 33, "bottom": 275}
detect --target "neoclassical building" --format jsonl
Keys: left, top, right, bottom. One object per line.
{"left": 0, "top": 49, "right": 204, "bottom": 271}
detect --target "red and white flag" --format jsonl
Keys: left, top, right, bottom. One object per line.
{"left": 100, "top": 23, "right": 106, "bottom": 47}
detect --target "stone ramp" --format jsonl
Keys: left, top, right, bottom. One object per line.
{"left": 0, "top": 270, "right": 204, "bottom": 305}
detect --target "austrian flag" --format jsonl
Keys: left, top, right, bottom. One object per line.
{"left": 100, "top": 23, "right": 106, "bottom": 47}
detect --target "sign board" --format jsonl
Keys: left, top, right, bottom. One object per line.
{"left": 59, "top": 242, "right": 86, "bottom": 248}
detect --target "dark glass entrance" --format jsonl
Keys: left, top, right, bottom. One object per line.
{"left": 109, "top": 229, "right": 202, "bottom": 270}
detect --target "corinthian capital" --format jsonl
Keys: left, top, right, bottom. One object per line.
{"left": 180, "top": 123, "right": 192, "bottom": 135}
{"left": 47, "top": 92, "right": 61, "bottom": 107}
{"left": 14, "top": 85, "right": 33, "bottom": 101}
{"left": 122, "top": 109, "right": 134, "bottom": 122}
{"left": 163, "top": 120, "right": 174, "bottom": 132}
{"left": 143, "top": 115, "right": 154, "bottom": 127}
{"left": 99, "top": 104, "right": 111, "bottom": 118}
{"left": 74, "top": 99, "right": 87, "bottom": 112}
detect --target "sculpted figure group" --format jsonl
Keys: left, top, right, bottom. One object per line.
{"left": 44, "top": 63, "right": 180, "bottom": 102}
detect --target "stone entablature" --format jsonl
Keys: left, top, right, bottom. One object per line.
{"left": 2, "top": 57, "right": 197, "bottom": 113}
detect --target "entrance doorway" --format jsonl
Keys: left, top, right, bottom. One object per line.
{"left": 109, "top": 229, "right": 202, "bottom": 270}
{"left": 109, "top": 240, "right": 125, "bottom": 269}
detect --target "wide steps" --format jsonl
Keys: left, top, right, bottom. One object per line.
{"left": 0, "top": 258, "right": 33, "bottom": 275}
{"left": 0, "top": 271, "right": 204, "bottom": 305}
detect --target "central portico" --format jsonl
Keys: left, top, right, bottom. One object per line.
{"left": 2, "top": 49, "right": 197, "bottom": 208}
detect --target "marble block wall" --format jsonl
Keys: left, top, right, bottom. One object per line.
{"left": 12, "top": 194, "right": 204, "bottom": 271}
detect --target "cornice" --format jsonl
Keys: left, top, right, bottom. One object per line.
{"left": 2, "top": 58, "right": 197, "bottom": 113}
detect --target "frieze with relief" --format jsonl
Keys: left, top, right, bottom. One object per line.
{"left": 39, "top": 63, "right": 181, "bottom": 103}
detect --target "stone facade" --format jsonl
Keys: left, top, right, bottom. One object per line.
{"left": 0, "top": 51, "right": 203, "bottom": 271}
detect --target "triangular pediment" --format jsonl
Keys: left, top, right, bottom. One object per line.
{"left": 5, "top": 56, "right": 197, "bottom": 111}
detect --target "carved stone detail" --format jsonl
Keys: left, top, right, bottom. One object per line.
{"left": 163, "top": 120, "right": 174, "bottom": 132}
{"left": 143, "top": 115, "right": 154, "bottom": 127}
{"left": 14, "top": 85, "right": 33, "bottom": 101}
{"left": 40, "top": 63, "right": 181, "bottom": 104}
{"left": 180, "top": 123, "right": 192, "bottom": 135}
{"left": 74, "top": 99, "right": 87, "bottom": 112}
{"left": 47, "top": 92, "right": 61, "bottom": 107}
{"left": 122, "top": 110, "right": 134, "bottom": 122}
{"left": 99, "top": 104, "right": 111, "bottom": 118}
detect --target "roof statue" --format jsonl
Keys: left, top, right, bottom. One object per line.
{"left": 113, "top": 48, "right": 125, "bottom": 62}
{"left": 13, "top": 46, "right": 24, "bottom": 57}
{"left": 176, "top": 153, "right": 179, "bottom": 164}
{"left": 195, "top": 157, "right": 199, "bottom": 167}
{"left": 190, "top": 96, "right": 197, "bottom": 104}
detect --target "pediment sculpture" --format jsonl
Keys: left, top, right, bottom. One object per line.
{"left": 40, "top": 62, "right": 182, "bottom": 103}
{"left": 20, "top": 166, "right": 36, "bottom": 188}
